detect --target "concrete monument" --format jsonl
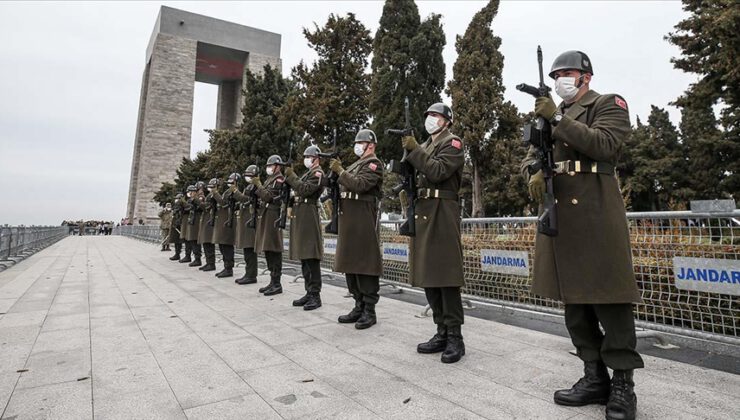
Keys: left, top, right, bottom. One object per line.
{"left": 126, "top": 6, "right": 281, "bottom": 224}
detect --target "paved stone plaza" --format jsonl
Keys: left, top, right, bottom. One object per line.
{"left": 0, "top": 236, "right": 737, "bottom": 419}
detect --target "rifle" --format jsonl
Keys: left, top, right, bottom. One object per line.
{"left": 318, "top": 128, "right": 340, "bottom": 234}
{"left": 245, "top": 162, "right": 260, "bottom": 229}
{"left": 516, "top": 45, "right": 557, "bottom": 237}
{"left": 385, "top": 96, "right": 417, "bottom": 237}
{"left": 246, "top": 183, "right": 260, "bottom": 229}
{"left": 274, "top": 140, "right": 295, "bottom": 229}
{"left": 225, "top": 189, "right": 235, "bottom": 228}
{"left": 207, "top": 194, "right": 216, "bottom": 227}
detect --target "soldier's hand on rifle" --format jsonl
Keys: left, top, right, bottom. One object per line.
{"left": 250, "top": 177, "right": 262, "bottom": 188}
{"left": 528, "top": 169, "right": 546, "bottom": 203}
{"left": 402, "top": 135, "right": 418, "bottom": 151}
{"left": 399, "top": 189, "right": 409, "bottom": 217}
{"left": 329, "top": 158, "right": 344, "bottom": 175}
{"left": 285, "top": 166, "right": 295, "bottom": 178}
{"left": 229, "top": 183, "right": 237, "bottom": 192}
{"left": 534, "top": 96, "right": 558, "bottom": 120}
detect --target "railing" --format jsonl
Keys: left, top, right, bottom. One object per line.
{"left": 0, "top": 226, "right": 68, "bottom": 271}
{"left": 116, "top": 210, "right": 740, "bottom": 344}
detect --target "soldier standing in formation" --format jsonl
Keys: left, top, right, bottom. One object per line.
{"left": 284, "top": 145, "right": 326, "bottom": 311}
{"left": 183, "top": 182, "right": 204, "bottom": 267}
{"left": 402, "top": 103, "right": 466, "bottom": 364}
{"left": 252, "top": 155, "right": 286, "bottom": 296}
{"left": 330, "top": 129, "right": 384, "bottom": 329}
{"left": 169, "top": 193, "right": 184, "bottom": 261}
{"left": 158, "top": 203, "right": 172, "bottom": 252}
{"left": 231, "top": 165, "right": 260, "bottom": 285}
{"left": 212, "top": 174, "right": 238, "bottom": 278}
{"left": 198, "top": 179, "right": 218, "bottom": 272}
{"left": 178, "top": 185, "right": 195, "bottom": 263}
{"left": 522, "top": 51, "right": 641, "bottom": 420}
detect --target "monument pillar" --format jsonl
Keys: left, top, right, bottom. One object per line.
{"left": 126, "top": 6, "right": 281, "bottom": 224}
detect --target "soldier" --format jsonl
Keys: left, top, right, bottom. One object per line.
{"left": 400, "top": 103, "right": 466, "bottom": 364}
{"left": 252, "top": 155, "right": 286, "bottom": 295}
{"left": 179, "top": 185, "right": 196, "bottom": 263}
{"left": 183, "top": 181, "right": 204, "bottom": 267}
{"left": 231, "top": 165, "right": 260, "bottom": 285}
{"left": 197, "top": 179, "right": 218, "bottom": 272}
{"left": 169, "top": 193, "right": 184, "bottom": 261}
{"left": 212, "top": 173, "right": 238, "bottom": 278}
{"left": 285, "top": 145, "right": 325, "bottom": 311}
{"left": 521, "top": 51, "right": 642, "bottom": 420}
{"left": 329, "top": 129, "right": 384, "bottom": 328}
{"left": 158, "top": 203, "right": 172, "bottom": 251}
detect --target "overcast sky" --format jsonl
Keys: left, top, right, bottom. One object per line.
{"left": 0, "top": 1, "right": 694, "bottom": 226}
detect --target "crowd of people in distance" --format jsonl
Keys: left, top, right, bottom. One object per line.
{"left": 61, "top": 220, "right": 116, "bottom": 235}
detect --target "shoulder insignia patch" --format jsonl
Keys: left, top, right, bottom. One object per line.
{"left": 314, "top": 171, "right": 322, "bottom": 179}
{"left": 615, "top": 96, "right": 628, "bottom": 111}
{"left": 275, "top": 178, "right": 284, "bottom": 184}
{"left": 369, "top": 162, "right": 378, "bottom": 171}
{"left": 451, "top": 139, "right": 462, "bottom": 150}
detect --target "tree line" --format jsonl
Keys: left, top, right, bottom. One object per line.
{"left": 154, "top": 0, "right": 738, "bottom": 215}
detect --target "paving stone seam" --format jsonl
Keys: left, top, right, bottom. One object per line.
{"left": 121, "top": 240, "right": 497, "bottom": 419}
{"left": 114, "top": 240, "right": 390, "bottom": 419}
{"left": 92, "top": 239, "right": 189, "bottom": 417}
{"left": 0, "top": 240, "right": 76, "bottom": 419}
{"left": 99, "top": 239, "right": 285, "bottom": 417}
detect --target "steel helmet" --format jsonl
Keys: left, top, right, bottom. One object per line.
{"left": 549, "top": 50, "right": 593, "bottom": 79}
{"left": 266, "top": 155, "right": 283, "bottom": 165}
{"left": 303, "top": 145, "right": 321, "bottom": 157}
{"left": 243, "top": 165, "right": 259, "bottom": 177}
{"left": 355, "top": 129, "right": 378, "bottom": 144}
{"left": 424, "top": 103, "right": 453, "bottom": 123}
{"left": 227, "top": 172, "right": 241, "bottom": 185}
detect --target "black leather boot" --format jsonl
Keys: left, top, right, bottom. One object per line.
{"left": 234, "top": 273, "right": 246, "bottom": 283}
{"left": 236, "top": 276, "right": 256, "bottom": 285}
{"left": 293, "top": 294, "right": 310, "bottom": 307}
{"left": 216, "top": 267, "right": 233, "bottom": 278}
{"left": 303, "top": 293, "right": 322, "bottom": 311}
{"left": 179, "top": 256, "right": 191, "bottom": 263}
{"left": 441, "top": 325, "right": 465, "bottom": 363}
{"left": 263, "top": 278, "right": 283, "bottom": 296}
{"left": 169, "top": 253, "right": 180, "bottom": 261}
{"left": 188, "top": 258, "right": 202, "bottom": 267}
{"left": 417, "top": 325, "right": 447, "bottom": 354}
{"left": 258, "top": 278, "right": 274, "bottom": 293}
{"left": 554, "top": 360, "right": 611, "bottom": 406}
{"left": 606, "top": 370, "right": 636, "bottom": 420}
{"left": 338, "top": 302, "right": 363, "bottom": 323}
{"left": 355, "top": 304, "right": 376, "bottom": 329}
{"left": 201, "top": 263, "right": 216, "bottom": 272}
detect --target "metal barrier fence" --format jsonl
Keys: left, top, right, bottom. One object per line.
{"left": 0, "top": 226, "right": 68, "bottom": 270}
{"left": 116, "top": 210, "right": 740, "bottom": 344}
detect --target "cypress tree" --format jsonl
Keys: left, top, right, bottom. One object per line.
{"left": 369, "top": 0, "right": 446, "bottom": 159}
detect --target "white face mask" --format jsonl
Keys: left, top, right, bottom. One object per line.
{"left": 425, "top": 115, "right": 441, "bottom": 135}
{"left": 303, "top": 157, "right": 314, "bottom": 168}
{"left": 207, "top": 187, "right": 213, "bottom": 192}
{"left": 266, "top": 167, "right": 274, "bottom": 176}
{"left": 554, "top": 76, "right": 582, "bottom": 101}
{"left": 354, "top": 143, "right": 366, "bottom": 157}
